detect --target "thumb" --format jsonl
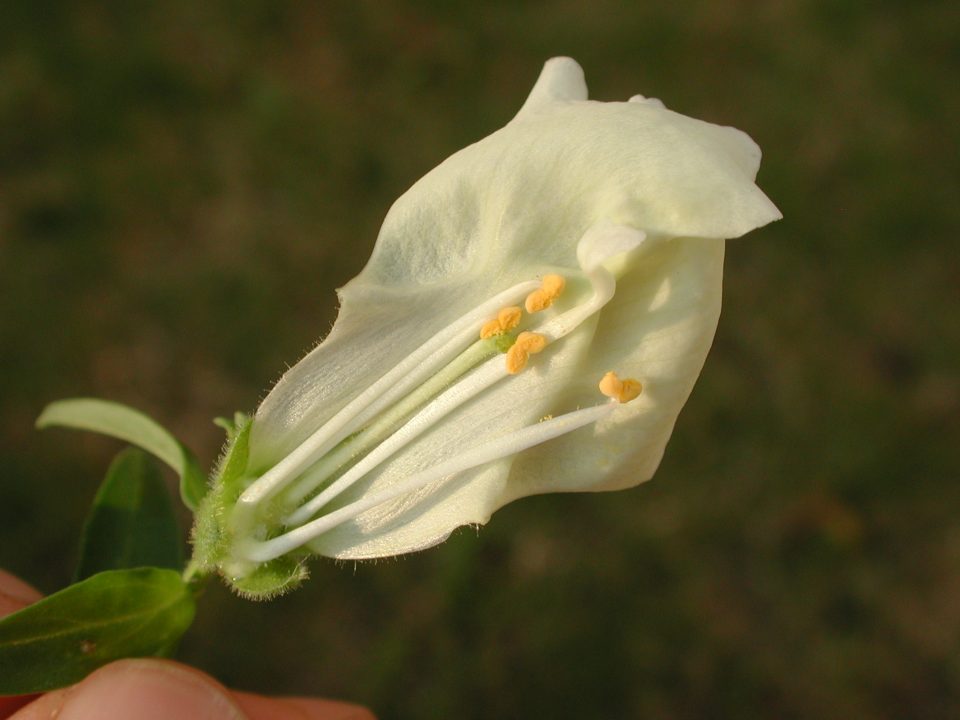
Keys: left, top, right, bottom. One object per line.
{"left": 0, "top": 569, "right": 42, "bottom": 618}
{"left": 12, "top": 660, "right": 248, "bottom": 719}
{"left": 12, "top": 659, "right": 374, "bottom": 720}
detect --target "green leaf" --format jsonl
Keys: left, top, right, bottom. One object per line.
{"left": 37, "top": 398, "right": 208, "bottom": 511}
{"left": 0, "top": 568, "right": 196, "bottom": 694}
{"left": 75, "top": 448, "right": 183, "bottom": 581}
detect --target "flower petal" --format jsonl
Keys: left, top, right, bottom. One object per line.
{"left": 252, "top": 58, "right": 778, "bottom": 476}
{"left": 304, "top": 233, "right": 721, "bottom": 559}
{"left": 515, "top": 56, "right": 588, "bottom": 117}
{"left": 508, "top": 235, "right": 725, "bottom": 498}
{"left": 239, "top": 58, "right": 781, "bottom": 564}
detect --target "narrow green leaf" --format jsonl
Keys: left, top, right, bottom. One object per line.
{"left": 0, "top": 568, "right": 196, "bottom": 695}
{"left": 37, "top": 398, "right": 208, "bottom": 511}
{"left": 75, "top": 448, "right": 183, "bottom": 581}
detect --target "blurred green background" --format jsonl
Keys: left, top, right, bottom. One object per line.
{"left": 2, "top": 1, "right": 958, "bottom": 718}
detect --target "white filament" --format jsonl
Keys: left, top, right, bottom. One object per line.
{"left": 284, "top": 260, "right": 619, "bottom": 527}
{"left": 238, "top": 401, "right": 617, "bottom": 563}
{"left": 285, "top": 357, "right": 506, "bottom": 526}
{"left": 236, "top": 279, "right": 540, "bottom": 512}
{"left": 231, "top": 222, "right": 647, "bottom": 564}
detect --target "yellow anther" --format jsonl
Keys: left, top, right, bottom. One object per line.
{"left": 505, "top": 347, "right": 527, "bottom": 374}
{"left": 620, "top": 379, "right": 643, "bottom": 403}
{"left": 498, "top": 306, "right": 522, "bottom": 331}
{"left": 542, "top": 274, "right": 566, "bottom": 297}
{"left": 599, "top": 371, "right": 643, "bottom": 403}
{"left": 505, "top": 332, "right": 547, "bottom": 374}
{"left": 524, "top": 274, "right": 566, "bottom": 313}
{"left": 524, "top": 289, "right": 550, "bottom": 314}
{"left": 515, "top": 331, "right": 547, "bottom": 353}
{"left": 480, "top": 319, "right": 502, "bottom": 339}
{"left": 480, "top": 305, "right": 523, "bottom": 339}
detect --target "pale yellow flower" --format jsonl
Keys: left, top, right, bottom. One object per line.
{"left": 196, "top": 58, "right": 780, "bottom": 589}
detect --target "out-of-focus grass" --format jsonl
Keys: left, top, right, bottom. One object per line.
{"left": 2, "top": 1, "right": 958, "bottom": 718}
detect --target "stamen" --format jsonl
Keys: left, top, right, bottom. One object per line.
{"left": 479, "top": 305, "right": 522, "bottom": 339}
{"left": 235, "top": 279, "right": 541, "bottom": 514}
{"left": 525, "top": 274, "right": 566, "bottom": 313}
{"left": 598, "top": 371, "right": 642, "bottom": 403}
{"left": 239, "top": 401, "right": 617, "bottom": 563}
{"left": 228, "top": 223, "right": 649, "bottom": 574}
{"left": 285, "top": 356, "right": 506, "bottom": 526}
{"left": 281, "top": 340, "right": 498, "bottom": 509}
{"left": 287, "top": 264, "right": 618, "bottom": 522}
{"left": 529, "top": 265, "right": 615, "bottom": 343}
{"left": 285, "top": 262, "right": 622, "bottom": 528}
{"left": 505, "top": 331, "right": 547, "bottom": 374}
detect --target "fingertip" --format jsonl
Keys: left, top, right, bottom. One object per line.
{"left": 0, "top": 570, "right": 43, "bottom": 718}
{"left": 13, "top": 659, "right": 247, "bottom": 720}
{"left": 0, "top": 570, "right": 43, "bottom": 618}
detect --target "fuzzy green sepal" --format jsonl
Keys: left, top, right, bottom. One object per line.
{"left": 190, "top": 414, "right": 252, "bottom": 572}
{"left": 224, "top": 555, "right": 309, "bottom": 600}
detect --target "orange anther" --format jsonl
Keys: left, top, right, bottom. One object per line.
{"left": 505, "top": 332, "right": 547, "bottom": 374}
{"left": 480, "top": 319, "right": 502, "bottom": 339}
{"left": 480, "top": 305, "right": 523, "bottom": 339}
{"left": 497, "top": 306, "right": 522, "bottom": 331}
{"left": 542, "top": 274, "right": 566, "bottom": 297}
{"left": 524, "top": 274, "right": 566, "bottom": 313}
{"left": 599, "top": 371, "right": 642, "bottom": 403}
{"left": 515, "top": 331, "right": 547, "bottom": 353}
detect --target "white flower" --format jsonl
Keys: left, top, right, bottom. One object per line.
{"left": 196, "top": 57, "right": 780, "bottom": 589}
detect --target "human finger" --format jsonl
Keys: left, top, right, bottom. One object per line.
{"left": 0, "top": 569, "right": 44, "bottom": 717}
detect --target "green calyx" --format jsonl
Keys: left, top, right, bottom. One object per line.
{"left": 190, "top": 414, "right": 308, "bottom": 599}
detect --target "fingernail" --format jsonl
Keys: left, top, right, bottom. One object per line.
{"left": 56, "top": 659, "right": 248, "bottom": 720}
